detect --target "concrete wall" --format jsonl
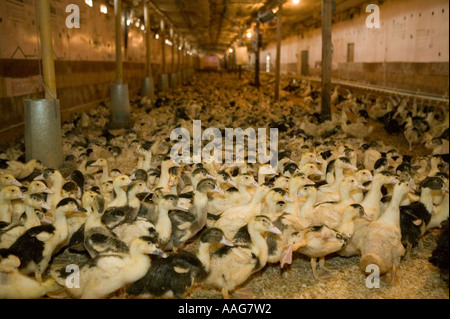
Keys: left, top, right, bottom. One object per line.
{"left": 257, "top": 0, "right": 449, "bottom": 95}
{"left": 0, "top": 0, "right": 188, "bottom": 146}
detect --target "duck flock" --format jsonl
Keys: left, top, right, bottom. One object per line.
{"left": 0, "top": 72, "right": 448, "bottom": 299}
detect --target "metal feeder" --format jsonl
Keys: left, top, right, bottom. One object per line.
{"left": 108, "top": 83, "right": 133, "bottom": 129}
{"left": 158, "top": 73, "right": 169, "bottom": 92}
{"left": 141, "top": 77, "right": 155, "bottom": 100}
{"left": 24, "top": 99, "right": 63, "bottom": 169}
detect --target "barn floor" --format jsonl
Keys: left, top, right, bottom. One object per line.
{"left": 45, "top": 72, "right": 448, "bottom": 299}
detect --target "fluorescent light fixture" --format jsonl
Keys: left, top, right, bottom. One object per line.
{"left": 155, "top": 34, "right": 159, "bottom": 39}
{"left": 228, "top": 48, "right": 233, "bottom": 53}
{"left": 141, "top": 25, "right": 145, "bottom": 31}
{"left": 135, "top": 20, "right": 140, "bottom": 27}
{"left": 246, "top": 32, "right": 252, "bottom": 38}
{"left": 293, "top": 0, "right": 300, "bottom": 4}
{"left": 85, "top": 0, "right": 93, "bottom": 7}
{"left": 127, "top": 19, "right": 132, "bottom": 26}
{"left": 100, "top": 4, "right": 107, "bottom": 14}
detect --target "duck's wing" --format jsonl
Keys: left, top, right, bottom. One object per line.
{"left": 84, "top": 228, "right": 129, "bottom": 258}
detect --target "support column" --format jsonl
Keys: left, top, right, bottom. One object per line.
{"left": 254, "top": 22, "right": 261, "bottom": 88}
{"left": 321, "top": 0, "right": 332, "bottom": 121}
{"left": 109, "top": 0, "right": 132, "bottom": 129}
{"left": 169, "top": 29, "right": 178, "bottom": 89}
{"left": 159, "top": 20, "right": 169, "bottom": 92}
{"left": 24, "top": 0, "right": 63, "bottom": 169}
{"left": 274, "top": 5, "right": 282, "bottom": 101}
{"left": 142, "top": 0, "right": 155, "bottom": 100}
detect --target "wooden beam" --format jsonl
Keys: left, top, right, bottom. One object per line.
{"left": 321, "top": 0, "right": 332, "bottom": 120}
{"left": 274, "top": 5, "right": 282, "bottom": 101}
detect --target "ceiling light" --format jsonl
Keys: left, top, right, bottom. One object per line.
{"left": 155, "top": 34, "right": 159, "bottom": 39}
{"left": 228, "top": 48, "right": 233, "bottom": 53}
{"left": 100, "top": 4, "right": 107, "bottom": 14}
{"left": 293, "top": 0, "right": 300, "bottom": 4}
{"left": 85, "top": 0, "right": 93, "bottom": 7}
{"left": 246, "top": 32, "right": 252, "bottom": 38}
{"left": 135, "top": 21, "right": 140, "bottom": 28}
{"left": 127, "top": 19, "right": 131, "bottom": 26}
{"left": 141, "top": 25, "right": 145, "bottom": 31}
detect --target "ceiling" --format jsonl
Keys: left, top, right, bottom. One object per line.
{"left": 118, "top": 0, "right": 378, "bottom": 56}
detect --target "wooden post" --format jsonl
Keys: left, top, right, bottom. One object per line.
{"left": 36, "top": 0, "right": 57, "bottom": 99}
{"left": 254, "top": 21, "right": 261, "bottom": 88}
{"left": 321, "top": 0, "right": 332, "bottom": 120}
{"left": 274, "top": 5, "right": 282, "bottom": 101}
{"left": 144, "top": 1, "right": 152, "bottom": 77}
{"left": 114, "top": 0, "right": 123, "bottom": 84}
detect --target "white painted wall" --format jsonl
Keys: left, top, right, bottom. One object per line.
{"left": 259, "top": 0, "right": 449, "bottom": 72}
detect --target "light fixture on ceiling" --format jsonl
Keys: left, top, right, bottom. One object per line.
{"left": 258, "top": 10, "right": 276, "bottom": 24}
{"left": 293, "top": 0, "right": 300, "bottom": 4}
{"left": 246, "top": 31, "right": 252, "bottom": 38}
{"left": 228, "top": 48, "right": 233, "bottom": 53}
{"left": 100, "top": 4, "right": 107, "bottom": 14}
{"left": 141, "top": 25, "right": 145, "bottom": 31}
{"left": 155, "top": 33, "right": 160, "bottom": 39}
{"left": 85, "top": 0, "right": 93, "bottom": 7}
{"left": 127, "top": 19, "right": 132, "bottom": 26}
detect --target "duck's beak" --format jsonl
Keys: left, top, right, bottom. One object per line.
{"left": 40, "top": 214, "right": 54, "bottom": 224}
{"left": 313, "top": 168, "right": 324, "bottom": 176}
{"left": 348, "top": 165, "right": 358, "bottom": 171}
{"left": 284, "top": 196, "right": 295, "bottom": 203}
{"left": 151, "top": 248, "right": 167, "bottom": 258}
{"left": 17, "top": 193, "right": 26, "bottom": 200}
{"left": 227, "top": 180, "right": 237, "bottom": 188}
{"left": 212, "top": 186, "right": 224, "bottom": 194}
{"left": 443, "top": 187, "right": 449, "bottom": 193}
{"left": 250, "top": 181, "right": 260, "bottom": 187}
{"left": 305, "top": 178, "right": 316, "bottom": 185}
{"left": 176, "top": 203, "right": 190, "bottom": 212}
{"left": 76, "top": 206, "right": 87, "bottom": 213}
{"left": 357, "top": 183, "right": 367, "bottom": 191}
{"left": 206, "top": 174, "right": 217, "bottom": 180}
{"left": 268, "top": 224, "right": 282, "bottom": 235}
{"left": 34, "top": 174, "right": 45, "bottom": 181}
{"left": 43, "top": 187, "right": 54, "bottom": 194}
{"left": 220, "top": 236, "right": 234, "bottom": 247}
{"left": 130, "top": 173, "right": 136, "bottom": 180}
{"left": 40, "top": 202, "right": 52, "bottom": 210}
{"left": 12, "top": 179, "right": 22, "bottom": 187}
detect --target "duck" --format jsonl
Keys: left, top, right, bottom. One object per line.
{"left": 360, "top": 171, "right": 399, "bottom": 221}
{"left": 204, "top": 216, "right": 281, "bottom": 299}
{"left": 0, "top": 186, "right": 26, "bottom": 223}
{"left": 0, "top": 255, "right": 61, "bottom": 299}
{"left": 0, "top": 174, "right": 22, "bottom": 190}
{"left": 156, "top": 158, "right": 181, "bottom": 192}
{"left": 82, "top": 196, "right": 129, "bottom": 258}
{"left": 352, "top": 169, "right": 373, "bottom": 203}
{"left": 359, "top": 182, "right": 412, "bottom": 282}
{"left": 0, "top": 159, "right": 43, "bottom": 181}
{"left": 107, "top": 175, "right": 132, "bottom": 208}
{"left": 90, "top": 158, "right": 112, "bottom": 185}
{"left": 307, "top": 176, "right": 366, "bottom": 229}
{"left": 427, "top": 181, "right": 449, "bottom": 230}
{"left": 400, "top": 176, "right": 446, "bottom": 260}
{"left": 11, "top": 180, "right": 53, "bottom": 223}
{"left": 280, "top": 224, "right": 347, "bottom": 280}
{"left": 0, "top": 193, "right": 50, "bottom": 249}
{"left": 283, "top": 173, "right": 315, "bottom": 216}
{"left": 316, "top": 157, "right": 357, "bottom": 203}
{"left": 165, "top": 179, "right": 223, "bottom": 251}
{"left": 136, "top": 142, "right": 153, "bottom": 171}
{"left": 213, "top": 185, "right": 272, "bottom": 239}
{"left": 126, "top": 228, "right": 233, "bottom": 299}
{"left": 51, "top": 235, "right": 165, "bottom": 299}
{"left": 0, "top": 198, "right": 86, "bottom": 282}
{"left": 34, "top": 168, "right": 65, "bottom": 209}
